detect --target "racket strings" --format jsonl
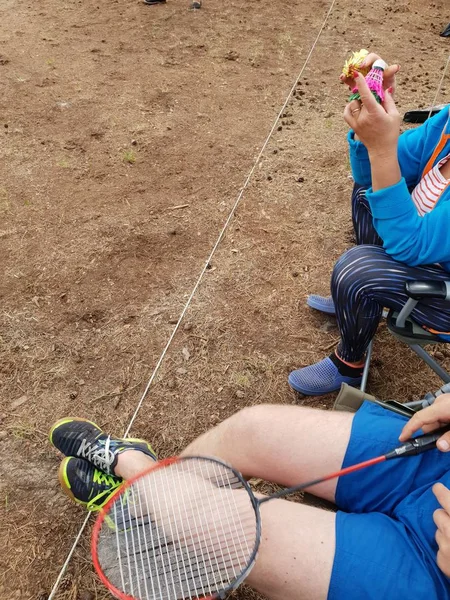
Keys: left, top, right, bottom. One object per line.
{"left": 97, "top": 458, "right": 258, "bottom": 600}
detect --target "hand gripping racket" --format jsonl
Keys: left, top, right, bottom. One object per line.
{"left": 92, "top": 425, "right": 449, "bottom": 600}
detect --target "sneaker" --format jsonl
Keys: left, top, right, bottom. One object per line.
{"left": 49, "top": 417, "right": 157, "bottom": 475}
{"left": 306, "top": 295, "right": 336, "bottom": 315}
{"left": 288, "top": 356, "right": 362, "bottom": 395}
{"left": 59, "top": 456, "right": 123, "bottom": 511}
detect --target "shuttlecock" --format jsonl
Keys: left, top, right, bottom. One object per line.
{"left": 349, "top": 58, "right": 387, "bottom": 104}
{"left": 342, "top": 49, "right": 370, "bottom": 78}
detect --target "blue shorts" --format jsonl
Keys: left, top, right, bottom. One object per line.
{"left": 328, "top": 401, "right": 450, "bottom": 600}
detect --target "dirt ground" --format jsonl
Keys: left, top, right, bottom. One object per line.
{"left": 0, "top": 0, "right": 449, "bottom": 597}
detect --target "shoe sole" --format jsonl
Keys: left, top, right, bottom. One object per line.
{"left": 58, "top": 457, "right": 86, "bottom": 506}
{"left": 306, "top": 297, "right": 336, "bottom": 315}
{"left": 288, "top": 373, "right": 362, "bottom": 396}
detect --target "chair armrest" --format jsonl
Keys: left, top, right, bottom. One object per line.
{"left": 405, "top": 280, "right": 450, "bottom": 301}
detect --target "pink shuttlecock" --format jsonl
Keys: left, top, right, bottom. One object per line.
{"left": 349, "top": 58, "right": 387, "bottom": 104}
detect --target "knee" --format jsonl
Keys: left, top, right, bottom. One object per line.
{"left": 226, "top": 405, "right": 275, "bottom": 447}
{"left": 352, "top": 184, "right": 369, "bottom": 207}
{"left": 331, "top": 245, "right": 383, "bottom": 291}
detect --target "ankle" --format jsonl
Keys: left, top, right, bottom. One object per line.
{"left": 115, "top": 449, "right": 157, "bottom": 479}
{"left": 329, "top": 351, "right": 364, "bottom": 377}
{"left": 334, "top": 350, "right": 365, "bottom": 368}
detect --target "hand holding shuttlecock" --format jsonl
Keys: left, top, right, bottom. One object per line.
{"left": 349, "top": 59, "right": 387, "bottom": 104}
{"left": 341, "top": 51, "right": 400, "bottom": 105}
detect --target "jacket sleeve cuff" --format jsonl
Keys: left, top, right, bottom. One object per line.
{"left": 347, "top": 130, "right": 371, "bottom": 185}
{"left": 347, "top": 130, "right": 369, "bottom": 157}
{"left": 366, "top": 178, "right": 415, "bottom": 219}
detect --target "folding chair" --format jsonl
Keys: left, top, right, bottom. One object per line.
{"left": 360, "top": 280, "right": 450, "bottom": 395}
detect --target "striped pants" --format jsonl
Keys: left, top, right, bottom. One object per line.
{"left": 332, "top": 185, "right": 450, "bottom": 362}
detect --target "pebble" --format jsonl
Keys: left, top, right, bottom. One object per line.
{"left": 11, "top": 395, "right": 28, "bottom": 410}
{"left": 183, "top": 323, "right": 193, "bottom": 331}
{"left": 0, "top": 431, "right": 7, "bottom": 441}
{"left": 235, "top": 390, "right": 245, "bottom": 399}
{"left": 79, "top": 592, "right": 95, "bottom": 600}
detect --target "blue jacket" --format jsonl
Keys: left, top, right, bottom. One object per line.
{"left": 348, "top": 105, "right": 450, "bottom": 271}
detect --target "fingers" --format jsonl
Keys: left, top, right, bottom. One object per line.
{"left": 399, "top": 395, "right": 450, "bottom": 441}
{"left": 437, "top": 432, "right": 450, "bottom": 452}
{"left": 352, "top": 72, "right": 378, "bottom": 112}
{"left": 434, "top": 483, "right": 450, "bottom": 513}
{"left": 359, "top": 52, "right": 381, "bottom": 70}
{"left": 384, "top": 64, "right": 400, "bottom": 89}
{"left": 340, "top": 60, "right": 400, "bottom": 95}
{"left": 381, "top": 88, "right": 398, "bottom": 115}
{"left": 343, "top": 99, "right": 361, "bottom": 129}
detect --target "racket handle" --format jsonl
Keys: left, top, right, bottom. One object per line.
{"left": 385, "top": 425, "right": 450, "bottom": 459}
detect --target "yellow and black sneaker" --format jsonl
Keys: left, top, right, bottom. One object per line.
{"left": 49, "top": 417, "right": 157, "bottom": 476}
{"left": 59, "top": 456, "right": 123, "bottom": 511}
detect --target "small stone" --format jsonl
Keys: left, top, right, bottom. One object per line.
{"left": 131, "top": 139, "right": 137, "bottom": 146}
{"left": 292, "top": 271, "right": 299, "bottom": 277}
{"left": 182, "top": 347, "right": 191, "bottom": 361}
{"left": 168, "top": 317, "right": 178, "bottom": 324}
{"left": 267, "top": 175, "right": 272, "bottom": 181}
{"left": 168, "top": 229, "right": 177, "bottom": 235}
{"left": 79, "top": 592, "right": 95, "bottom": 600}
{"left": 11, "top": 395, "right": 28, "bottom": 410}
{"left": 297, "top": 177, "right": 305, "bottom": 183}
{"left": 183, "top": 323, "right": 193, "bottom": 331}
{"left": 0, "top": 431, "right": 7, "bottom": 441}
{"left": 319, "top": 320, "right": 335, "bottom": 333}
{"left": 176, "top": 367, "right": 187, "bottom": 375}
{"left": 78, "top": 379, "right": 85, "bottom": 386}
{"left": 167, "top": 379, "right": 176, "bottom": 389}
{"left": 235, "top": 390, "right": 245, "bottom": 399}
{"left": 69, "top": 391, "right": 78, "bottom": 400}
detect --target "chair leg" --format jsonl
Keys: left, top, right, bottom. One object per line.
{"left": 410, "top": 344, "right": 450, "bottom": 383}
{"left": 360, "top": 340, "right": 373, "bottom": 393}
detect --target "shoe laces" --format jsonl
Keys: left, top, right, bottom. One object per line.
{"left": 93, "top": 468, "right": 120, "bottom": 487}
{"left": 86, "top": 479, "right": 123, "bottom": 512}
{"left": 77, "top": 435, "right": 115, "bottom": 474}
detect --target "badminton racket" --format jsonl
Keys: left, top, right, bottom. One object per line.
{"left": 92, "top": 424, "right": 450, "bottom": 600}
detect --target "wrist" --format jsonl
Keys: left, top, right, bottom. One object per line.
{"left": 369, "top": 152, "right": 401, "bottom": 191}
{"left": 368, "top": 145, "right": 398, "bottom": 162}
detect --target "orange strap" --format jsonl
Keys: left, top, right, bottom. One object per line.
{"left": 421, "top": 112, "right": 450, "bottom": 178}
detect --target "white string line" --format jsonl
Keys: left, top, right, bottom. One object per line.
{"left": 47, "top": 3, "right": 336, "bottom": 598}
{"left": 428, "top": 53, "right": 450, "bottom": 118}
{"left": 123, "top": 0, "right": 337, "bottom": 439}
{"left": 428, "top": 52, "right": 450, "bottom": 110}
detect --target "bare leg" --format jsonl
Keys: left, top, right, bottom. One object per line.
{"left": 181, "top": 404, "right": 353, "bottom": 503}
{"left": 116, "top": 405, "right": 353, "bottom": 502}
{"left": 246, "top": 499, "right": 335, "bottom": 600}
{"left": 116, "top": 450, "right": 336, "bottom": 600}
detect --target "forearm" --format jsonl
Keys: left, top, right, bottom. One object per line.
{"left": 369, "top": 149, "right": 401, "bottom": 191}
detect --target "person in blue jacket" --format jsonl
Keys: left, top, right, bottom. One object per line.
{"left": 289, "top": 56, "right": 450, "bottom": 396}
